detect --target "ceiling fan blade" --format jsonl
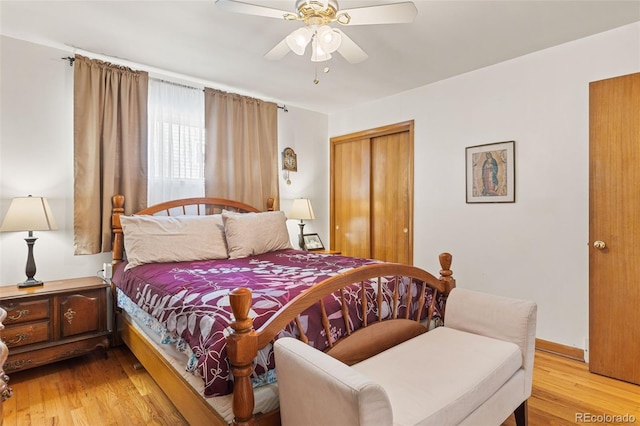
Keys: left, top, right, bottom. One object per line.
{"left": 264, "top": 38, "right": 291, "bottom": 61}
{"left": 339, "top": 2, "right": 418, "bottom": 25}
{"left": 334, "top": 30, "right": 368, "bottom": 64}
{"left": 215, "top": 0, "right": 291, "bottom": 20}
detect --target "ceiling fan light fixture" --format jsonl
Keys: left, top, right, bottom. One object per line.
{"left": 221, "top": 0, "right": 417, "bottom": 65}
{"left": 311, "top": 37, "right": 332, "bottom": 62}
{"left": 316, "top": 25, "right": 341, "bottom": 53}
{"left": 286, "top": 27, "right": 312, "bottom": 55}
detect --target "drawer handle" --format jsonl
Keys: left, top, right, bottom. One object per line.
{"left": 5, "top": 333, "right": 30, "bottom": 345}
{"left": 64, "top": 308, "right": 76, "bottom": 324}
{"left": 7, "top": 309, "right": 30, "bottom": 321}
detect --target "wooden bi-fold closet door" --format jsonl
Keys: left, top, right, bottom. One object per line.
{"left": 589, "top": 72, "right": 640, "bottom": 385}
{"left": 330, "top": 121, "right": 414, "bottom": 264}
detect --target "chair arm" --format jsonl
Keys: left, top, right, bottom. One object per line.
{"left": 274, "top": 337, "right": 393, "bottom": 426}
{"left": 444, "top": 288, "right": 537, "bottom": 392}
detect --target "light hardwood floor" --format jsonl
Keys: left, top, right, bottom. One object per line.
{"left": 2, "top": 347, "right": 639, "bottom": 425}
{"left": 2, "top": 347, "right": 187, "bottom": 425}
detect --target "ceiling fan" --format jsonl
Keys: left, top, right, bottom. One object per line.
{"left": 214, "top": 0, "right": 418, "bottom": 64}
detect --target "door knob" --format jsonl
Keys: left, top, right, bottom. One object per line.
{"left": 593, "top": 241, "right": 606, "bottom": 249}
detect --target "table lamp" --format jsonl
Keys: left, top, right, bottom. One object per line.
{"left": 0, "top": 195, "right": 57, "bottom": 288}
{"left": 288, "top": 198, "right": 315, "bottom": 250}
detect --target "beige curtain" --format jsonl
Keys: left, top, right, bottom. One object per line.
{"left": 204, "top": 88, "right": 279, "bottom": 211}
{"left": 73, "top": 55, "right": 148, "bottom": 254}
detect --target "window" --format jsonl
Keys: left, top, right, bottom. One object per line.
{"left": 147, "top": 79, "right": 205, "bottom": 205}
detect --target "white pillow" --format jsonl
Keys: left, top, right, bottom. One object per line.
{"left": 222, "top": 211, "right": 292, "bottom": 259}
{"left": 120, "top": 214, "right": 228, "bottom": 270}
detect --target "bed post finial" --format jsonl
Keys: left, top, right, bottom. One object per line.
{"left": 112, "top": 195, "right": 125, "bottom": 265}
{"left": 228, "top": 287, "right": 257, "bottom": 426}
{"left": 438, "top": 252, "right": 456, "bottom": 294}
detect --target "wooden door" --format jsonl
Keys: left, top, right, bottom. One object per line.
{"left": 371, "top": 132, "right": 413, "bottom": 263}
{"left": 589, "top": 72, "right": 640, "bottom": 385}
{"left": 331, "top": 121, "right": 414, "bottom": 264}
{"left": 331, "top": 138, "right": 371, "bottom": 259}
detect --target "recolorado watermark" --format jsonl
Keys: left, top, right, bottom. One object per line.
{"left": 576, "top": 412, "right": 637, "bottom": 423}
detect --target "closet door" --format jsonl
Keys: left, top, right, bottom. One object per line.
{"left": 371, "top": 131, "right": 413, "bottom": 263}
{"left": 589, "top": 72, "right": 640, "bottom": 385}
{"left": 331, "top": 121, "right": 413, "bottom": 264}
{"left": 331, "top": 138, "right": 371, "bottom": 259}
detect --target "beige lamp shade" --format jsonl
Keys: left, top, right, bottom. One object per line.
{"left": 289, "top": 198, "right": 315, "bottom": 221}
{"left": 0, "top": 196, "right": 57, "bottom": 232}
{"left": 1, "top": 196, "right": 57, "bottom": 288}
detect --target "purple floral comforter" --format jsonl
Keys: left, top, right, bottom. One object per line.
{"left": 113, "top": 249, "right": 443, "bottom": 397}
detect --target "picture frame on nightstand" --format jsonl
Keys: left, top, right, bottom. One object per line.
{"left": 303, "top": 233, "right": 325, "bottom": 251}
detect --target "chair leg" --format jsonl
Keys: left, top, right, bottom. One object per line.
{"left": 514, "top": 400, "right": 528, "bottom": 426}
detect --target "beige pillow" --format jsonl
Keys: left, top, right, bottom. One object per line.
{"left": 120, "top": 214, "right": 228, "bottom": 270}
{"left": 222, "top": 211, "right": 292, "bottom": 259}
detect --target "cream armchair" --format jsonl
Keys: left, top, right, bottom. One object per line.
{"left": 274, "top": 288, "right": 537, "bottom": 426}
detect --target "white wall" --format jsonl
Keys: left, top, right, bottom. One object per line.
{"left": 0, "top": 36, "right": 113, "bottom": 286}
{"left": 278, "top": 108, "right": 330, "bottom": 248}
{"left": 329, "top": 22, "right": 640, "bottom": 350}
{"left": 0, "top": 35, "right": 328, "bottom": 287}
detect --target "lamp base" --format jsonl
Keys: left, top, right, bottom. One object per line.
{"left": 298, "top": 222, "right": 306, "bottom": 250}
{"left": 18, "top": 278, "right": 44, "bottom": 288}
{"left": 20, "top": 235, "right": 43, "bottom": 288}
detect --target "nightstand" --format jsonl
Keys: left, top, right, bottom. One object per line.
{"left": 0, "top": 277, "right": 110, "bottom": 373}
{"left": 312, "top": 249, "right": 342, "bottom": 255}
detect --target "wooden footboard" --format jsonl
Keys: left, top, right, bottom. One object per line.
{"left": 227, "top": 254, "right": 455, "bottom": 426}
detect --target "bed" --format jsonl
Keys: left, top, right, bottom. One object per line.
{"left": 110, "top": 195, "right": 456, "bottom": 426}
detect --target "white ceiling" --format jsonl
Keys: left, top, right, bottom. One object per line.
{"left": 1, "top": 0, "right": 639, "bottom": 113}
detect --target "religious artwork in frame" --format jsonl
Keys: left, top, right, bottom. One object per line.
{"left": 465, "top": 141, "right": 515, "bottom": 203}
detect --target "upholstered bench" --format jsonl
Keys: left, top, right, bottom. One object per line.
{"left": 274, "top": 288, "right": 537, "bottom": 426}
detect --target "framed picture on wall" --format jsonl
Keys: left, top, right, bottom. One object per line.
{"left": 303, "top": 233, "right": 325, "bottom": 251}
{"left": 465, "top": 141, "right": 515, "bottom": 203}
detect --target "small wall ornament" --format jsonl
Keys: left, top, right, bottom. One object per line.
{"left": 282, "top": 147, "right": 297, "bottom": 185}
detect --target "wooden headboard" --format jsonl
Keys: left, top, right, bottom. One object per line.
{"left": 111, "top": 194, "right": 274, "bottom": 265}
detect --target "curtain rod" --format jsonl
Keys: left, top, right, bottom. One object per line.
{"left": 60, "top": 56, "right": 289, "bottom": 112}
{"left": 60, "top": 56, "right": 288, "bottom": 112}
{"left": 155, "top": 78, "right": 202, "bottom": 91}
{"left": 61, "top": 49, "right": 284, "bottom": 105}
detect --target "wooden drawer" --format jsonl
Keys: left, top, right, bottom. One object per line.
{"left": 3, "top": 335, "right": 109, "bottom": 373}
{"left": 0, "top": 299, "right": 49, "bottom": 325}
{"left": 1, "top": 321, "right": 50, "bottom": 349}
{"left": 59, "top": 290, "right": 103, "bottom": 338}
